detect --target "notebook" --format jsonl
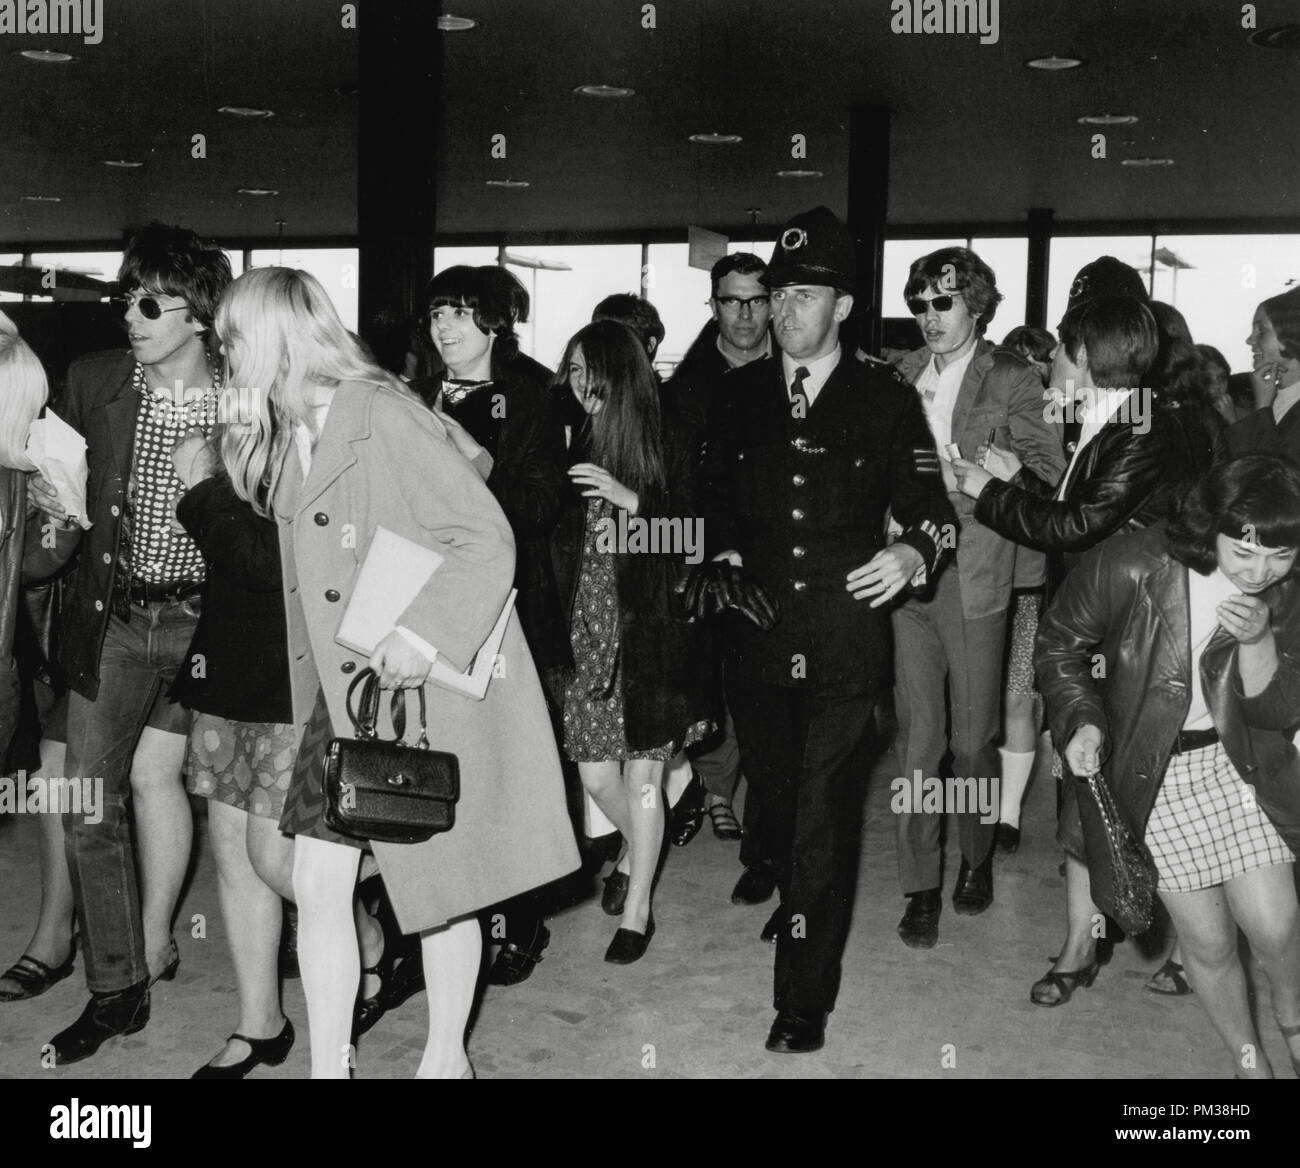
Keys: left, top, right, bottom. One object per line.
{"left": 334, "top": 525, "right": 515, "bottom": 701}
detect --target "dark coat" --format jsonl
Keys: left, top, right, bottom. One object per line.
{"left": 662, "top": 325, "right": 729, "bottom": 433}
{"left": 410, "top": 358, "right": 570, "bottom": 670}
{"left": 169, "top": 473, "right": 292, "bottom": 724}
{"left": 975, "top": 397, "right": 1219, "bottom": 589}
{"left": 552, "top": 413, "right": 713, "bottom": 751}
{"left": 1037, "top": 526, "right": 1300, "bottom": 899}
{"left": 39, "top": 350, "right": 140, "bottom": 699}
{"left": 701, "top": 351, "right": 954, "bottom": 687}
{"left": 1226, "top": 402, "right": 1300, "bottom": 464}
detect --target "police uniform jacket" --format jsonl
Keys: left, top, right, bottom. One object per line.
{"left": 702, "top": 350, "right": 954, "bottom": 687}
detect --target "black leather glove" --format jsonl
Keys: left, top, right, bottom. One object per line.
{"left": 681, "top": 561, "right": 781, "bottom": 630}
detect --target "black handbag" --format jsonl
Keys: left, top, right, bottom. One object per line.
{"left": 1082, "top": 770, "right": 1159, "bottom": 935}
{"left": 322, "top": 668, "right": 460, "bottom": 845}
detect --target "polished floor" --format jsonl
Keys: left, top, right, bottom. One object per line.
{"left": 0, "top": 733, "right": 1292, "bottom": 1080}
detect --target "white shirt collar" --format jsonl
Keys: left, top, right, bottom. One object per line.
{"left": 781, "top": 345, "right": 841, "bottom": 407}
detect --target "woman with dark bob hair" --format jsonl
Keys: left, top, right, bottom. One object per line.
{"left": 1227, "top": 285, "right": 1300, "bottom": 464}
{"left": 1037, "top": 454, "right": 1300, "bottom": 1078}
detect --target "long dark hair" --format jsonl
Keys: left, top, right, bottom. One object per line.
{"left": 559, "top": 319, "right": 667, "bottom": 506}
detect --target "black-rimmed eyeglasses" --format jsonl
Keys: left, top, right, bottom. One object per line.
{"left": 712, "top": 295, "right": 770, "bottom": 310}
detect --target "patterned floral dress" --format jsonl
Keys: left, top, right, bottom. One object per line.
{"left": 562, "top": 498, "right": 710, "bottom": 763}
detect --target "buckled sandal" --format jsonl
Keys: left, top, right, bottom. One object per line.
{"left": 486, "top": 922, "right": 551, "bottom": 987}
{"left": 1030, "top": 959, "right": 1101, "bottom": 1007}
{"left": 1144, "top": 958, "right": 1193, "bottom": 996}
{"left": 708, "top": 801, "right": 742, "bottom": 841}
{"left": 0, "top": 948, "right": 76, "bottom": 1002}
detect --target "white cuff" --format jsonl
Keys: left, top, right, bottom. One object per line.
{"left": 394, "top": 626, "right": 437, "bottom": 664}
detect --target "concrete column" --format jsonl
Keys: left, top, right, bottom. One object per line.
{"left": 847, "top": 105, "right": 891, "bottom": 356}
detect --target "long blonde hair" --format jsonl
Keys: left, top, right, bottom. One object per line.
{"left": 0, "top": 311, "right": 49, "bottom": 471}
{"left": 215, "top": 267, "right": 404, "bottom": 517}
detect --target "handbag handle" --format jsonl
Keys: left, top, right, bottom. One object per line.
{"left": 345, "top": 667, "right": 429, "bottom": 749}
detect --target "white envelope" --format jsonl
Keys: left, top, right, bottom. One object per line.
{"left": 25, "top": 410, "right": 91, "bottom": 530}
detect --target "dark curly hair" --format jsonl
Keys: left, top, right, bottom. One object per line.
{"left": 117, "top": 221, "right": 232, "bottom": 336}
{"left": 903, "top": 246, "right": 1003, "bottom": 334}
{"left": 1165, "top": 455, "right": 1300, "bottom": 575}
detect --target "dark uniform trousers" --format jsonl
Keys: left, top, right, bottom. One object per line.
{"left": 702, "top": 352, "right": 953, "bottom": 1019}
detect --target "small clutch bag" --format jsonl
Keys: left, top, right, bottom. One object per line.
{"left": 322, "top": 668, "right": 460, "bottom": 845}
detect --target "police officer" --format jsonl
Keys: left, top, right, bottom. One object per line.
{"left": 701, "top": 206, "right": 955, "bottom": 1053}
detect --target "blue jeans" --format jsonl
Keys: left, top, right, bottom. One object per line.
{"left": 63, "top": 601, "right": 198, "bottom": 993}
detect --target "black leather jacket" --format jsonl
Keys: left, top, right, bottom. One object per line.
{"left": 1037, "top": 526, "right": 1300, "bottom": 898}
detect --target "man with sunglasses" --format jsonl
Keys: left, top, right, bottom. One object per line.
{"left": 702, "top": 207, "right": 954, "bottom": 1053}
{"left": 888, "top": 247, "right": 1066, "bottom": 949}
{"left": 29, "top": 221, "right": 231, "bottom": 1064}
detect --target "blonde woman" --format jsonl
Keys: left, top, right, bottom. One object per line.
{"left": 216, "top": 268, "right": 578, "bottom": 1079}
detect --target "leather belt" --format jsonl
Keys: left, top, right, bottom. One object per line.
{"left": 1172, "top": 727, "right": 1219, "bottom": 755}
{"left": 125, "top": 577, "right": 202, "bottom": 607}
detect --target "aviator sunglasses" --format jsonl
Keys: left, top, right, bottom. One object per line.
{"left": 113, "top": 293, "right": 189, "bottom": 320}
{"left": 906, "top": 294, "right": 958, "bottom": 315}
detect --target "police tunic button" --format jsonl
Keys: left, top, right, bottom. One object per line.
{"left": 341, "top": 660, "right": 357, "bottom": 673}
{"left": 792, "top": 546, "right": 806, "bottom": 558}
{"left": 110, "top": 505, "right": 120, "bottom": 517}
{"left": 314, "top": 512, "right": 329, "bottom": 526}
{"left": 791, "top": 508, "right": 805, "bottom": 520}
{"left": 102, "top": 553, "right": 112, "bottom": 564}
{"left": 792, "top": 474, "right": 806, "bottom": 486}
{"left": 94, "top": 600, "right": 104, "bottom": 612}
{"left": 324, "top": 589, "right": 341, "bottom": 602}
{"left": 793, "top": 580, "right": 807, "bottom": 591}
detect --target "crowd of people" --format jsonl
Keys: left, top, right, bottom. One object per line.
{"left": 2, "top": 205, "right": 1300, "bottom": 1078}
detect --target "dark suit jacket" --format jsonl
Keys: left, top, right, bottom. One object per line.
{"left": 1226, "top": 402, "right": 1300, "bottom": 464}
{"left": 702, "top": 350, "right": 954, "bottom": 687}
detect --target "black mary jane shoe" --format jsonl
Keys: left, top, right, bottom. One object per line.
{"left": 353, "top": 961, "right": 390, "bottom": 1039}
{"left": 192, "top": 1018, "right": 295, "bottom": 1079}
{"left": 0, "top": 943, "right": 77, "bottom": 1002}
{"left": 604, "top": 915, "right": 655, "bottom": 965}
{"left": 487, "top": 921, "right": 552, "bottom": 987}
{"left": 601, "top": 869, "right": 630, "bottom": 916}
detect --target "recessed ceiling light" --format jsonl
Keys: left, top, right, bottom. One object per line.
{"left": 22, "top": 195, "right": 61, "bottom": 202}
{"left": 573, "top": 84, "right": 635, "bottom": 98}
{"left": 1247, "top": 23, "right": 1300, "bottom": 49}
{"left": 485, "top": 179, "right": 530, "bottom": 189}
{"left": 18, "top": 49, "right": 75, "bottom": 62}
{"left": 104, "top": 159, "right": 144, "bottom": 168}
{"left": 1120, "top": 157, "right": 1174, "bottom": 167}
{"left": 237, "top": 188, "right": 280, "bottom": 196}
{"left": 219, "top": 105, "right": 275, "bottom": 118}
{"left": 1025, "top": 55, "right": 1083, "bottom": 70}
{"left": 438, "top": 14, "right": 478, "bottom": 31}
{"left": 1077, "top": 114, "right": 1138, "bottom": 126}
{"left": 689, "top": 132, "right": 743, "bottom": 145}
{"left": 776, "top": 169, "right": 824, "bottom": 179}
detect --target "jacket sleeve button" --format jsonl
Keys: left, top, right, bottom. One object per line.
{"left": 325, "top": 589, "right": 341, "bottom": 602}
{"left": 314, "top": 512, "right": 329, "bottom": 526}
{"left": 341, "top": 660, "right": 357, "bottom": 673}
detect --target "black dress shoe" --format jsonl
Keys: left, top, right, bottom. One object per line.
{"left": 604, "top": 915, "right": 655, "bottom": 964}
{"left": 601, "top": 869, "right": 629, "bottom": 916}
{"left": 765, "top": 1009, "right": 826, "bottom": 1054}
{"left": 668, "top": 770, "right": 705, "bottom": 847}
{"left": 995, "top": 823, "right": 1021, "bottom": 854}
{"left": 50, "top": 981, "right": 151, "bottom": 1066}
{"left": 486, "top": 921, "right": 551, "bottom": 986}
{"left": 379, "top": 946, "right": 426, "bottom": 1011}
{"left": 897, "top": 888, "right": 941, "bottom": 948}
{"left": 760, "top": 904, "right": 785, "bottom": 943}
{"left": 952, "top": 854, "right": 994, "bottom": 915}
{"left": 192, "top": 1018, "right": 295, "bottom": 1079}
{"left": 731, "top": 863, "right": 777, "bottom": 906}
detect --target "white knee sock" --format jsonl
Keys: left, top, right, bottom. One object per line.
{"left": 998, "top": 748, "right": 1037, "bottom": 829}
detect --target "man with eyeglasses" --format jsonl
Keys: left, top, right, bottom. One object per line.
{"left": 29, "top": 221, "right": 232, "bottom": 1063}
{"left": 888, "top": 247, "right": 1066, "bottom": 950}
{"left": 702, "top": 207, "right": 954, "bottom": 1053}
{"left": 663, "top": 254, "right": 773, "bottom": 856}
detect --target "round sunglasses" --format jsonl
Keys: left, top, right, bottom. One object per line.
{"left": 112, "top": 294, "right": 189, "bottom": 320}
{"left": 905, "top": 294, "right": 957, "bottom": 315}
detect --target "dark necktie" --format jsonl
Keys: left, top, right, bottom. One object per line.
{"left": 790, "top": 366, "right": 810, "bottom": 414}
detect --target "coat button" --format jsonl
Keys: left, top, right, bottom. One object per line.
{"left": 110, "top": 505, "right": 120, "bottom": 517}
{"left": 94, "top": 600, "right": 104, "bottom": 611}
{"left": 793, "top": 546, "right": 806, "bottom": 558}
{"left": 325, "top": 589, "right": 340, "bottom": 602}
{"left": 792, "top": 508, "right": 805, "bottom": 521}
{"left": 102, "top": 553, "right": 112, "bottom": 564}
{"left": 314, "top": 512, "right": 329, "bottom": 526}
{"left": 793, "top": 580, "right": 807, "bottom": 591}
{"left": 341, "top": 660, "right": 357, "bottom": 673}
{"left": 792, "top": 474, "right": 806, "bottom": 486}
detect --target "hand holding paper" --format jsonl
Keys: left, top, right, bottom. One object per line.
{"left": 25, "top": 410, "right": 91, "bottom": 529}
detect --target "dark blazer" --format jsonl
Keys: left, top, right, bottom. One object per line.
{"left": 169, "top": 473, "right": 292, "bottom": 724}
{"left": 410, "top": 358, "right": 570, "bottom": 671}
{"left": 662, "top": 325, "right": 729, "bottom": 433}
{"left": 553, "top": 413, "right": 713, "bottom": 751}
{"left": 1037, "top": 526, "right": 1300, "bottom": 897}
{"left": 40, "top": 350, "right": 141, "bottom": 700}
{"left": 702, "top": 350, "right": 954, "bottom": 687}
{"left": 1226, "top": 402, "right": 1300, "bottom": 464}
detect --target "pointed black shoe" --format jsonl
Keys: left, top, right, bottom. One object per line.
{"left": 604, "top": 915, "right": 655, "bottom": 964}
{"left": 897, "top": 888, "right": 941, "bottom": 948}
{"left": 668, "top": 770, "right": 706, "bottom": 847}
{"left": 192, "top": 1018, "right": 295, "bottom": 1079}
{"left": 765, "top": 1010, "right": 826, "bottom": 1054}
{"left": 731, "top": 863, "right": 777, "bottom": 906}
{"left": 953, "top": 854, "right": 994, "bottom": 915}
{"left": 50, "top": 981, "right": 151, "bottom": 1066}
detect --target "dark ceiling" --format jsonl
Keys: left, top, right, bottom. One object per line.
{"left": 2, "top": 0, "right": 1298, "bottom": 248}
